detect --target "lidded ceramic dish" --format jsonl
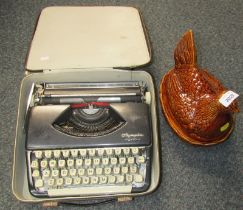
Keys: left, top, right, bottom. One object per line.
{"left": 160, "top": 30, "right": 239, "bottom": 146}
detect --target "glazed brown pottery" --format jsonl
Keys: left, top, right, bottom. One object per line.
{"left": 160, "top": 30, "right": 239, "bottom": 146}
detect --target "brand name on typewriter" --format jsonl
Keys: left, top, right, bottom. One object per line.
{"left": 121, "top": 133, "right": 144, "bottom": 141}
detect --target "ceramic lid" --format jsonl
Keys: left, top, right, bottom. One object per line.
{"left": 26, "top": 6, "right": 151, "bottom": 71}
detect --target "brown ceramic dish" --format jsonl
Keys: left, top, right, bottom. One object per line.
{"left": 160, "top": 30, "right": 239, "bottom": 146}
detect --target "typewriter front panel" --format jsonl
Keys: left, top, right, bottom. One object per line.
{"left": 27, "top": 103, "right": 151, "bottom": 149}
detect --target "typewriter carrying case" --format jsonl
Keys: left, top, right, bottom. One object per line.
{"left": 12, "top": 6, "right": 160, "bottom": 203}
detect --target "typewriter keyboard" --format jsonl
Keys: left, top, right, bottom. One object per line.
{"left": 27, "top": 147, "right": 150, "bottom": 197}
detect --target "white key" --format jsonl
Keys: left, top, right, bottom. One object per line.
{"left": 79, "top": 149, "right": 87, "bottom": 157}
{"left": 58, "top": 160, "right": 65, "bottom": 168}
{"left": 106, "top": 148, "right": 113, "bottom": 156}
{"left": 104, "top": 167, "right": 111, "bottom": 175}
{"left": 119, "top": 157, "right": 126, "bottom": 165}
{"left": 128, "top": 157, "right": 135, "bottom": 164}
{"left": 31, "top": 160, "right": 39, "bottom": 169}
{"left": 123, "top": 148, "right": 130, "bottom": 155}
{"left": 44, "top": 150, "right": 52, "bottom": 158}
{"left": 43, "top": 169, "right": 50, "bottom": 178}
{"left": 121, "top": 166, "right": 128, "bottom": 174}
{"left": 53, "top": 150, "right": 61, "bottom": 158}
{"left": 111, "top": 158, "right": 117, "bottom": 165}
{"left": 48, "top": 186, "right": 132, "bottom": 196}
{"left": 137, "top": 156, "right": 145, "bottom": 164}
{"left": 48, "top": 178, "right": 55, "bottom": 187}
{"left": 131, "top": 147, "right": 139, "bottom": 155}
{"left": 116, "top": 175, "right": 125, "bottom": 183}
{"left": 108, "top": 175, "right": 116, "bottom": 184}
{"left": 93, "top": 158, "right": 100, "bottom": 166}
{"left": 49, "top": 160, "right": 57, "bottom": 168}
{"left": 34, "top": 151, "right": 42, "bottom": 159}
{"left": 97, "top": 148, "right": 104, "bottom": 156}
{"left": 52, "top": 170, "right": 59, "bottom": 177}
{"left": 35, "top": 179, "right": 43, "bottom": 188}
{"left": 32, "top": 170, "right": 40, "bottom": 178}
{"left": 134, "top": 174, "right": 143, "bottom": 183}
{"left": 56, "top": 178, "right": 64, "bottom": 186}
{"left": 73, "top": 177, "right": 81, "bottom": 185}
{"left": 99, "top": 176, "right": 107, "bottom": 184}
{"left": 130, "top": 166, "right": 137, "bottom": 174}
{"left": 76, "top": 159, "right": 83, "bottom": 167}
{"left": 70, "top": 149, "right": 78, "bottom": 157}
{"left": 90, "top": 176, "right": 99, "bottom": 184}
{"left": 67, "top": 159, "right": 74, "bottom": 167}
{"left": 126, "top": 174, "right": 133, "bottom": 183}
{"left": 78, "top": 169, "right": 85, "bottom": 176}
{"left": 82, "top": 176, "right": 90, "bottom": 184}
{"left": 65, "top": 177, "right": 72, "bottom": 185}
{"left": 115, "top": 148, "right": 121, "bottom": 155}
{"left": 102, "top": 158, "right": 109, "bottom": 165}
{"left": 87, "top": 168, "right": 94, "bottom": 176}
{"left": 96, "top": 168, "right": 103, "bottom": 175}
{"left": 88, "top": 149, "right": 96, "bottom": 156}
{"left": 40, "top": 160, "right": 48, "bottom": 168}
{"left": 61, "top": 169, "right": 68, "bottom": 177}
{"left": 84, "top": 159, "right": 92, "bottom": 167}
{"left": 62, "top": 150, "right": 70, "bottom": 158}
{"left": 69, "top": 169, "right": 77, "bottom": 176}
{"left": 113, "top": 167, "right": 120, "bottom": 174}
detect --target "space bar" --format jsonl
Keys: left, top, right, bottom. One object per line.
{"left": 48, "top": 185, "right": 132, "bottom": 197}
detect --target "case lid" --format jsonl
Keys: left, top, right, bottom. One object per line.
{"left": 26, "top": 6, "right": 151, "bottom": 71}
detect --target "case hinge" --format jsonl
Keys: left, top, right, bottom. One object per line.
{"left": 42, "top": 68, "right": 115, "bottom": 74}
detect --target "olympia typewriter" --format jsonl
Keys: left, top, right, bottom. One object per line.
{"left": 26, "top": 81, "right": 152, "bottom": 197}
{"left": 12, "top": 6, "right": 160, "bottom": 203}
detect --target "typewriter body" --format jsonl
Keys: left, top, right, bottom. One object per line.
{"left": 27, "top": 82, "right": 152, "bottom": 197}
{"left": 12, "top": 6, "right": 160, "bottom": 203}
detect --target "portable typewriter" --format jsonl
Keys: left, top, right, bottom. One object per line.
{"left": 12, "top": 6, "right": 160, "bottom": 203}
{"left": 26, "top": 81, "right": 152, "bottom": 197}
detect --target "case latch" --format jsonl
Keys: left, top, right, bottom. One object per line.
{"left": 42, "top": 201, "right": 58, "bottom": 208}
{"left": 117, "top": 196, "right": 133, "bottom": 202}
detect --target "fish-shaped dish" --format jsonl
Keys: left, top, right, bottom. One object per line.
{"left": 160, "top": 30, "right": 239, "bottom": 146}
